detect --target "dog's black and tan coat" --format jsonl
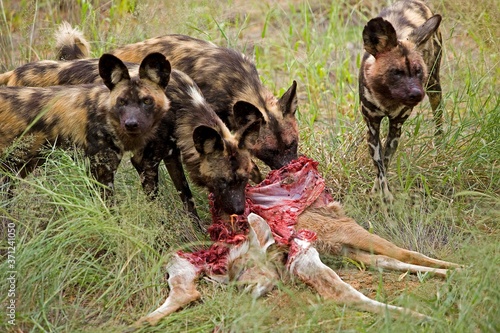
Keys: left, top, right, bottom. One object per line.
{"left": 359, "top": 0, "right": 443, "bottom": 201}
{"left": 131, "top": 70, "right": 263, "bottom": 218}
{"left": 53, "top": 31, "right": 299, "bottom": 170}
{"left": 0, "top": 57, "right": 263, "bottom": 219}
{"left": 0, "top": 53, "right": 171, "bottom": 195}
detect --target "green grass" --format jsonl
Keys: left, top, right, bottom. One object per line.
{"left": 1, "top": 0, "right": 499, "bottom": 332}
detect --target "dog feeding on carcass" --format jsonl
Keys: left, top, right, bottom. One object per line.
{"left": 135, "top": 157, "right": 460, "bottom": 326}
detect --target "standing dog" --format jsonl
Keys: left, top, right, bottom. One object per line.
{"left": 0, "top": 59, "right": 263, "bottom": 219}
{"left": 55, "top": 29, "right": 299, "bottom": 170}
{"left": 359, "top": 0, "right": 443, "bottom": 202}
{"left": 0, "top": 53, "right": 171, "bottom": 195}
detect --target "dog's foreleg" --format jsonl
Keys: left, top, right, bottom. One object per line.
{"left": 362, "top": 113, "right": 393, "bottom": 203}
{"left": 130, "top": 149, "right": 161, "bottom": 198}
{"left": 384, "top": 117, "right": 405, "bottom": 168}
{"left": 135, "top": 254, "right": 201, "bottom": 326}
{"left": 383, "top": 113, "right": 411, "bottom": 181}
{"left": 88, "top": 148, "right": 122, "bottom": 201}
{"left": 162, "top": 147, "right": 200, "bottom": 224}
{"left": 288, "top": 237, "right": 430, "bottom": 320}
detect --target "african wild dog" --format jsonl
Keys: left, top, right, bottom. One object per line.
{"left": 0, "top": 53, "right": 171, "bottom": 196}
{"left": 359, "top": 0, "right": 443, "bottom": 202}
{"left": 0, "top": 57, "right": 263, "bottom": 219}
{"left": 131, "top": 69, "right": 264, "bottom": 218}
{"left": 55, "top": 28, "right": 299, "bottom": 170}
{"left": 168, "top": 71, "right": 263, "bottom": 215}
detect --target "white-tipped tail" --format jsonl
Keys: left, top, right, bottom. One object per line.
{"left": 55, "top": 21, "right": 90, "bottom": 60}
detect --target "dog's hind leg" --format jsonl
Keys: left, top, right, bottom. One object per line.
{"left": 287, "top": 233, "right": 430, "bottom": 320}
{"left": 135, "top": 254, "right": 201, "bottom": 326}
{"left": 426, "top": 33, "right": 444, "bottom": 137}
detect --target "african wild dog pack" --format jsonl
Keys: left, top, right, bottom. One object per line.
{"left": 0, "top": 1, "right": 458, "bottom": 328}
{"left": 1, "top": 0, "right": 445, "bottom": 213}
{"left": 0, "top": 55, "right": 263, "bottom": 221}
{"left": 359, "top": 0, "right": 443, "bottom": 201}
{"left": 0, "top": 53, "right": 171, "bottom": 195}
{"left": 62, "top": 33, "right": 300, "bottom": 170}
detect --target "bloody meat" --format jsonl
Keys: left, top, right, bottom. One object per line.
{"left": 178, "top": 156, "right": 331, "bottom": 275}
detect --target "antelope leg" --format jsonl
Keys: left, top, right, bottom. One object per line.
{"left": 342, "top": 229, "right": 461, "bottom": 269}
{"left": 346, "top": 249, "right": 451, "bottom": 278}
{"left": 135, "top": 254, "right": 202, "bottom": 326}
{"left": 298, "top": 208, "right": 460, "bottom": 269}
{"left": 288, "top": 238, "right": 430, "bottom": 321}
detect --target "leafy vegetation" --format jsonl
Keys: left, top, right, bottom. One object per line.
{"left": 0, "top": 0, "right": 498, "bottom": 332}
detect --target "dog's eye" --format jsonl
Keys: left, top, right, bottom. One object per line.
{"left": 117, "top": 98, "right": 126, "bottom": 106}
{"left": 390, "top": 69, "right": 405, "bottom": 78}
{"left": 143, "top": 97, "right": 153, "bottom": 105}
{"left": 415, "top": 67, "right": 423, "bottom": 76}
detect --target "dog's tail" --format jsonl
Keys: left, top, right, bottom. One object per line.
{"left": 0, "top": 70, "right": 14, "bottom": 86}
{"left": 54, "top": 21, "right": 90, "bottom": 60}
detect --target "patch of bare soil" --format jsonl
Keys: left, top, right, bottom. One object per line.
{"left": 337, "top": 267, "right": 424, "bottom": 299}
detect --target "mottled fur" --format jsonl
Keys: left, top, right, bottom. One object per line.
{"left": 59, "top": 32, "right": 299, "bottom": 170}
{"left": 131, "top": 70, "right": 263, "bottom": 216}
{"left": 0, "top": 59, "right": 118, "bottom": 87}
{"left": 0, "top": 58, "right": 263, "bottom": 216}
{"left": 0, "top": 53, "right": 171, "bottom": 196}
{"left": 169, "top": 72, "right": 263, "bottom": 214}
{"left": 359, "top": 0, "right": 443, "bottom": 201}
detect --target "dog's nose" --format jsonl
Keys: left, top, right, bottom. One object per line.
{"left": 233, "top": 205, "right": 245, "bottom": 216}
{"left": 124, "top": 118, "right": 139, "bottom": 130}
{"left": 408, "top": 88, "right": 424, "bottom": 102}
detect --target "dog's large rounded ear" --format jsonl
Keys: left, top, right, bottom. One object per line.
{"left": 237, "top": 119, "right": 262, "bottom": 149}
{"left": 99, "top": 54, "right": 131, "bottom": 90}
{"left": 139, "top": 52, "right": 171, "bottom": 90}
{"left": 249, "top": 162, "right": 263, "bottom": 184}
{"left": 363, "top": 17, "right": 398, "bottom": 56}
{"left": 232, "top": 101, "right": 265, "bottom": 128}
{"left": 193, "top": 125, "right": 224, "bottom": 155}
{"left": 408, "top": 14, "right": 442, "bottom": 47}
{"left": 278, "top": 80, "right": 298, "bottom": 116}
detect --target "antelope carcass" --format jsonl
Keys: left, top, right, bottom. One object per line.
{"left": 136, "top": 157, "right": 460, "bottom": 326}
